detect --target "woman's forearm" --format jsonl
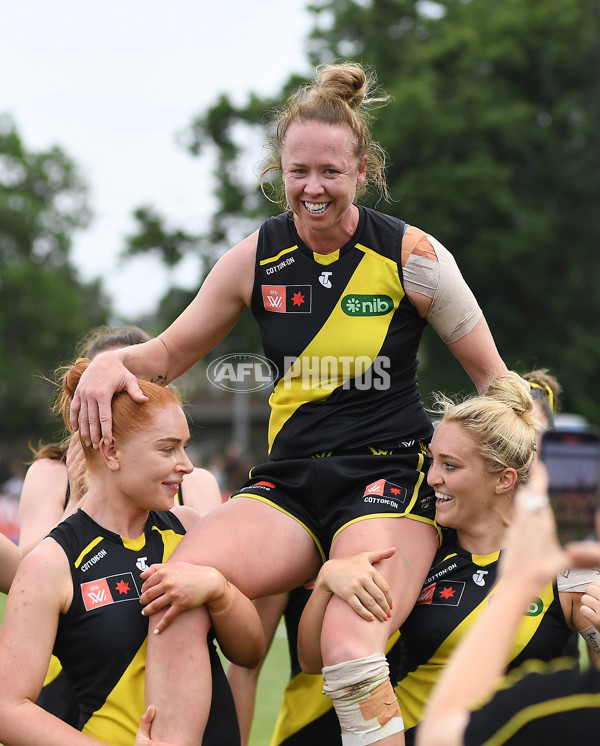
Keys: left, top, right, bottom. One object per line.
{"left": 297, "top": 586, "right": 332, "bottom": 673}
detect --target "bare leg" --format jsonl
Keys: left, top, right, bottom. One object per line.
{"left": 226, "top": 593, "right": 290, "bottom": 745}
{"left": 147, "top": 498, "right": 321, "bottom": 745}
{"left": 321, "top": 517, "right": 438, "bottom": 745}
{"left": 146, "top": 605, "right": 213, "bottom": 744}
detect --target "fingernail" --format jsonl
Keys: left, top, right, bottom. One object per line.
{"left": 85, "top": 440, "right": 91, "bottom": 448}
{"left": 153, "top": 628, "right": 160, "bottom": 635}
{"left": 104, "top": 438, "right": 110, "bottom": 446}
{"left": 141, "top": 609, "right": 146, "bottom": 616}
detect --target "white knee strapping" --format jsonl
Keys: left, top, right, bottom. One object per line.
{"left": 322, "top": 653, "right": 404, "bottom": 746}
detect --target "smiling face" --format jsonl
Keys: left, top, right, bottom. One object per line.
{"left": 281, "top": 120, "right": 367, "bottom": 250}
{"left": 427, "top": 421, "right": 507, "bottom": 533}
{"left": 111, "top": 403, "right": 194, "bottom": 512}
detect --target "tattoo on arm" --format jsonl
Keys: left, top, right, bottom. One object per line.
{"left": 150, "top": 337, "right": 171, "bottom": 386}
{"left": 150, "top": 372, "right": 168, "bottom": 386}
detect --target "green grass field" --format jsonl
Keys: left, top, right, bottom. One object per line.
{"left": 0, "top": 592, "right": 290, "bottom": 746}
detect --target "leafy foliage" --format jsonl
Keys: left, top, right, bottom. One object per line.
{"left": 0, "top": 116, "right": 110, "bottom": 443}
{"left": 124, "top": 0, "right": 600, "bottom": 421}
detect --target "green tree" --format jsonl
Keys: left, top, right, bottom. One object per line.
{"left": 0, "top": 115, "right": 111, "bottom": 445}
{"left": 308, "top": 0, "right": 600, "bottom": 418}
{"left": 125, "top": 0, "right": 600, "bottom": 421}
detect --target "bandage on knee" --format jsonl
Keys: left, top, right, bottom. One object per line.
{"left": 322, "top": 653, "right": 404, "bottom": 746}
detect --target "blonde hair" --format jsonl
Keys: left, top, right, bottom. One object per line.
{"left": 432, "top": 372, "right": 540, "bottom": 486}
{"left": 522, "top": 368, "right": 561, "bottom": 429}
{"left": 261, "top": 61, "right": 390, "bottom": 208}
{"left": 58, "top": 358, "right": 184, "bottom": 461}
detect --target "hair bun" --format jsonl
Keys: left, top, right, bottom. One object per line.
{"left": 316, "top": 62, "right": 368, "bottom": 110}
{"left": 485, "top": 372, "right": 533, "bottom": 416}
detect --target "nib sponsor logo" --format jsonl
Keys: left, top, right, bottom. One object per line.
{"left": 362, "top": 478, "right": 407, "bottom": 507}
{"left": 248, "top": 481, "right": 276, "bottom": 491}
{"left": 81, "top": 572, "right": 140, "bottom": 611}
{"left": 417, "top": 580, "right": 465, "bottom": 607}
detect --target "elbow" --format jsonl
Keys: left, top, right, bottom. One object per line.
{"left": 243, "top": 636, "right": 267, "bottom": 669}
{"left": 298, "top": 646, "right": 322, "bottom": 675}
{"left": 226, "top": 630, "right": 266, "bottom": 669}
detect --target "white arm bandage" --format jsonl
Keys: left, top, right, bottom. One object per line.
{"left": 579, "top": 625, "right": 600, "bottom": 657}
{"left": 557, "top": 567, "right": 600, "bottom": 592}
{"left": 403, "top": 236, "right": 482, "bottom": 344}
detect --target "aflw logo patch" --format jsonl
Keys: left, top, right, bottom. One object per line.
{"left": 363, "top": 478, "right": 407, "bottom": 504}
{"left": 417, "top": 580, "right": 465, "bottom": 606}
{"left": 262, "top": 285, "right": 312, "bottom": 313}
{"left": 81, "top": 572, "right": 140, "bottom": 611}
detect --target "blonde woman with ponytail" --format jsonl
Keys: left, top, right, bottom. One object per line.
{"left": 299, "top": 373, "right": 598, "bottom": 745}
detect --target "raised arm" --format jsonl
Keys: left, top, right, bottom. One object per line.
{"left": 71, "top": 234, "right": 257, "bottom": 446}
{"left": 416, "top": 463, "right": 600, "bottom": 746}
{"left": 402, "top": 231, "right": 506, "bottom": 393}
{"left": 447, "top": 317, "right": 507, "bottom": 393}
{"left": 139, "top": 557, "right": 265, "bottom": 667}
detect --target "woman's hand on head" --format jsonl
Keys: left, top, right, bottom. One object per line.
{"left": 317, "top": 546, "right": 395, "bottom": 622}
{"left": 70, "top": 351, "right": 148, "bottom": 448}
{"left": 135, "top": 705, "right": 180, "bottom": 746}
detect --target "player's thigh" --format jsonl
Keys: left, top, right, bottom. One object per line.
{"left": 331, "top": 517, "right": 438, "bottom": 624}
{"left": 169, "top": 497, "right": 321, "bottom": 598}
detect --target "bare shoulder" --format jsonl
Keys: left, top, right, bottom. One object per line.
{"left": 13, "top": 537, "right": 72, "bottom": 612}
{"left": 170, "top": 504, "right": 202, "bottom": 532}
{"left": 19, "top": 458, "right": 69, "bottom": 546}
{"left": 20, "top": 537, "right": 70, "bottom": 576}
{"left": 181, "top": 468, "right": 223, "bottom": 516}
{"left": 24, "top": 457, "right": 68, "bottom": 484}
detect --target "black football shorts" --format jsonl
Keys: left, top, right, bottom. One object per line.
{"left": 230, "top": 443, "right": 437, "bottom": 559}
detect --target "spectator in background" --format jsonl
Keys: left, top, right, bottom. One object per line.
{"left": 522, "top": 367, "right": 562, "bottom": 431}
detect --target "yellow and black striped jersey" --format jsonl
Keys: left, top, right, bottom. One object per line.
{"left": 396, "top": 529, "right": 573, "bottom": 744}
{"left": 251, "top": 207, "right": 433, "bottom": 460}
{"left": 49, "top": 509, "right": 238, "bottom": 745}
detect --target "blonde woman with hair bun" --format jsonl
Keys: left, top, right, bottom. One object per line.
{"left": 298, "top": 372, "right": 598, "bottom": 745}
